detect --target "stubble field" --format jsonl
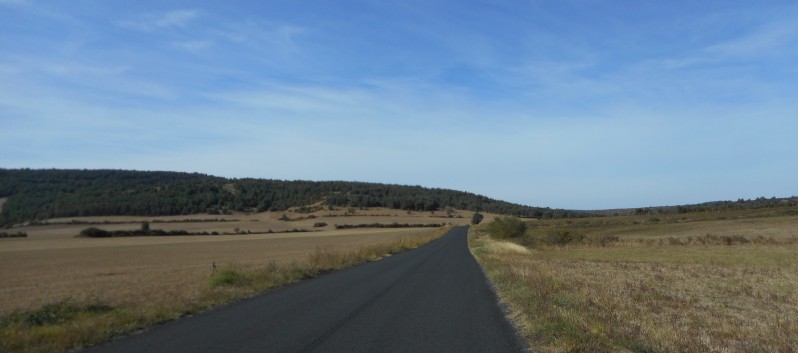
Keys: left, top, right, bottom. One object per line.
{"left": 0, "top": 208, "right": 465, "bottom": 353}
{"left": 471, "top": 209, "right": 798, "bottom": 353}
{"left": 1, "top": 207, "right": 471, "bottom": 314}
{"left": 1, "top": 228, "right": 445, "bottom": 314}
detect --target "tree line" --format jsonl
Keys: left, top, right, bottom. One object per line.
{"left": 0, "top": 169, "right": 579, "bottom": 226}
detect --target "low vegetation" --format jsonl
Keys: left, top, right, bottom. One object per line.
{"left": 0, "top": 227, "right": 450, "bottom": 353}
{"left": 0, "top": 231, "right": 27, "bottom": 238}
{"left": 471, "top": 211, "right": 484, "bottom": 225}
{"left": 333, "top": 223, "right": 445, "bottom": 230}
{"left": 485, "top": 216, "right": 527, "bottom": 239}
{"left": 470, "top": 212, "right": 798, "bottom": 352}
{"left": 78, "top": 226, "right": 200, "bottom": 238}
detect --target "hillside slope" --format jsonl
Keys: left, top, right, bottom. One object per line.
{"left": 0, "top": 169, "right": 573, "bottom": 226}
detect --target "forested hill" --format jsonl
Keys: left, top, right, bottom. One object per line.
{"left": 0, "top": 169, "right": 576, "bottom": 226}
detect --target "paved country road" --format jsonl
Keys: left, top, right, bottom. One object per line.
{"left": 84, "top": 226, "right": 528, "bottom": 353}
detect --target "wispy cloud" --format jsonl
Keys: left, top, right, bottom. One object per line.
{"left": 119, "top": 9, "right": 200, "bottom": 31}
{"left": 173, "top": 40, "right": 213, "bottom": 52}
{"left": 212, "top": 22, "right": 307, "bottom": 54}
{"left": 0, "top": 62, "right": 20, "bottom": 75}
{"left": 706, "top": 20, "right": 798, "bottom": 58}
{"left": 42, "top": 63, "right": 129, "bottom": 77}
{"left": 2, "top": 1, "right": 797, "bottom": 209}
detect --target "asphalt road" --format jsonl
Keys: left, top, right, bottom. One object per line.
{"left": 84, "top": 226, "right": 528, "bottom": 353}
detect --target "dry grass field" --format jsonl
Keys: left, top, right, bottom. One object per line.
{"left": 0, "top": 208, "right": 464, "bottom": 353}
{"left": 14, "top": 206, "right": 472, "bottom": 239}
{"left": 470, "top": 211, "right": 798, "bottom": 353}
{"left": 1, "top": 206, "right": 472, "bottom": 313}
{"left": 0, "top": 228, "right": 443, "bottom": 314}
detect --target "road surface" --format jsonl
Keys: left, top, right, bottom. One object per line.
{"left": 84, "top": 226, "right": 528, "bottom": 353}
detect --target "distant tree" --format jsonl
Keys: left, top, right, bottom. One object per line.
{"left": 471, "top": 212, "right": 484, "bottom": 225}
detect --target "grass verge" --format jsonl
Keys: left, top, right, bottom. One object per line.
{"left": 0, "top": 227, "right": 450, "bottom": 353}
{"left": 469, "top": 221, "right": 798, "bottom": 353}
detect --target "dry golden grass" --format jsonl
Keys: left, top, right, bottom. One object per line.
{"left": 14, "top": 207, "right": 473, "bottom": 239}
{"left": 0, "top": 206, "right": 477, "bottom": 315}
{"left": 482, "top": 240, "right": 531, "bottom": 255}
{"left": 0, "top": 221, "right": 451, "bottom": 353}
{"left": 470, "top": 213, "right": 798, "bottom": 353}
{"left": 0, "top": 228, "right": 444, "bottom": 314}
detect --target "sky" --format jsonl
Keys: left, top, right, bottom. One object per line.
{"left": 1, "top": 0, "right": 796, "bottom": 210}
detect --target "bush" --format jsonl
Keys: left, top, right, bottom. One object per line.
{"left": 79, "top": 227, "right": 111, "bottom": 238}
{"left": 209, "top": 267, "right": 250, "bottom": 288}
{"left": 486, "top": 217, "right": 527, "bottom": 239}
{"left": 545, "top": 231, "right": 585, "bottom": 245}
{"left": 334, "top": 223, "right": 443, "bottom": 230}
{"left": 23, "top": 300, "right": 113, "bottom": 327}
{"left": 313, "top": 222, "right": 328, "bottom": 228}
{"left": 471, "top": 212, "right": 484, "bottom": 225}
{"left": 0, "top": 231, "right": 27, "bottom": 238}
{"left": 593, "top": 234, "right": 620, "bottom": 247}
{"left": 79, "top": 227, "right": 195, "bottom": 237}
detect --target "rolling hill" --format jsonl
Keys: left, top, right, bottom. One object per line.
{"left": 0, "top": 169, "right": 578, "bottom": 226}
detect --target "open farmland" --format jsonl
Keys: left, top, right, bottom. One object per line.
{"left": 470, "top": 210, "right": 798, "bottom": 353}
{"left": 13, "top": 207, "right": 472, "bottom": 239}
{"left": 0, "top": 207, "right": 471, "bottom": 314}
{"left": 2, "top": 228, "right": 445, "bottom": 315}
{"left": 0, "top": 208, "right": 462, "bottom": 353}
{"left": 0, "top": 206, "right": 467, "bottom": 313}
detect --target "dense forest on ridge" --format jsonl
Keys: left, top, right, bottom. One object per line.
{"left": 0, "top": 169, "right": 575, "bottom": 226}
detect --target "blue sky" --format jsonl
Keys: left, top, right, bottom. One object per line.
{"left": 1, "top": 0, "right": 796, "bottom": 210}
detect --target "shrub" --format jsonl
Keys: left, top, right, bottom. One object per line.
{"left": 23, "top": 300, "right": 113, "bottom": 327}
{"left": 593, "top": 234, "right": 620, "bottom": 246}
{"left": 648, "top": 216, "right": 661, "bottom": 223}
{"left": 471, "top": 212, "right": 484, "bottom": 225}
{"left": 0, "top": 231, "right": 27, "bottom": 238}
{"left": 545, "top": 231, "right": 585, "bottom": 245}
{"left": 79, "top": 227, "right": 195, "bottom": 237}
{"left": 209, "top": 267, "right": 250, "bottom": 288}
{"left": 486, "top": 217, "right": 527, "bottom": 239}
{"left": 313, "top": 222, "right": 328, "bottom": 228}
{"left": 334, "top": 223, "right": 443, "bottom": 230}
{"left": 79, "top": 227, "right": 111, "bottom": 238}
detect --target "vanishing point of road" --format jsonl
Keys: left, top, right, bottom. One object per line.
{"left": 84, "top": 226, "right": 528, "bottom": 353}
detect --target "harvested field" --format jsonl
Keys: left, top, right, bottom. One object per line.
{"left": 0, "top": 227, "right": 443, "bottom": 314}
{"left": 470, "top": 212, "right": 798, "bottom": 353}
{"left": 15, "top": 207, "right": 472, "bottom": 239}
